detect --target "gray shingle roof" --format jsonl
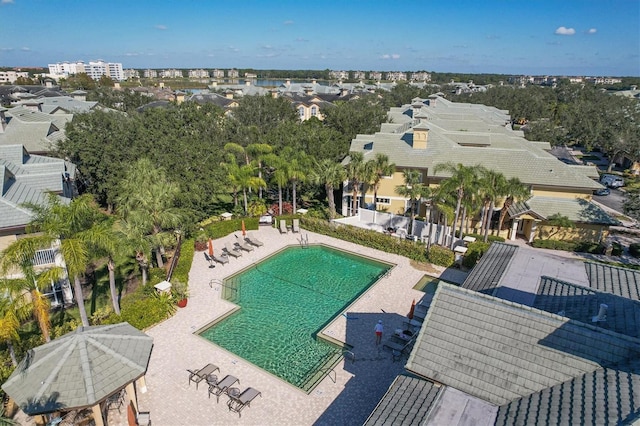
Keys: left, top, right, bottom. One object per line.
{"left": 406, "top": 284, "right": 640, "bottom": 406}
{"left": 534, "top": 276, "right": 640, "bottom": 338}
{"left": 1, "top": 323, "right": 153, "bottom": 415}
{"left": 363, "top": 374, "right": 442, "bottom": 426}
{"left": 461, "top": 242, "right": 518, "bottom": 294}
{"left": 495, "top": 358, "right": 640, "bottom": 425}
{"left": 585, "top": 262, "right": 640, "bottom": 300}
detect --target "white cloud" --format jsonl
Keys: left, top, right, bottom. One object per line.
{"left": 381, "top": 53, "right": 400, "bottom": 60}
{"left": 295, "top": 37, "right": 308, "bottom": 42}
{"left": 587, "top": 28, "right": 597, "bottom": 34}
{"left": 283, "top": 20, "right": 294, "bottom": 25}
{"left": 20, "top": 47, "right": 30, "bottom": 51}
{"left": 155, "top": 24, "right": 167, "bottom": 30}
{"left": 555, "top": 26, "right": 575, "bottom": 35}
{"left": 0, "top": 47, "right": 14, "bottom": 51}
{"left": 1, "top": 0, "right": 15, "bottom": 4}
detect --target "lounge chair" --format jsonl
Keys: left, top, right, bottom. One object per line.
{"left": 223, "top": 242, "right": 242, "bottom": 258}
{"left": 383, "top": 335, "right": 416, "bottom": 357}
{"left": 245, "top": 233, "right": 264, "bottom": 247}
{"left": 279, "top": 219, "right": 288, "bottom": 234}
{"left": 203, "top": 253, "right": 215, "bottom": 268}
{"left": 227, "top": 387, "right": 261, "bottom": 417}
{"left": 212, "top": 253, "right": 229, "bottom": 265}
{"left": 208, "top": 374, "right": 240, "bottom": 402}
{"left": 187, "top": 363, "right": 219, "bottom": 389}
{"left": 292, "top": 218, "right": 300, "bottom": 233}
{"left": 234, "top": 236, "right": 255, "bottom": 252}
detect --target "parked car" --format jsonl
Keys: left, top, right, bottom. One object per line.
{"left": 600, "top": 174, "right": 624, "bottom": 188}
{"left": 594, "top": 188, "right": 611, "bottom": 196}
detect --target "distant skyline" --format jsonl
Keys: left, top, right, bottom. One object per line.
{"left": 1, "top": 0, "right": 639, "bottom": 76}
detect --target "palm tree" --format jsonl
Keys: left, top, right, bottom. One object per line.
{"left": 367, "top": 153, "right": 396, "bottom": 211}
{"left": 116, "top": 217, "right": 152, "bottom": 287}
{"left": 26, "top": 194, "right": 111, "bottom": 328}
{"left": 434, "top": 162, "right": 481, "bottom": 248}
{"left": 116, "top": 158, "right": 184, "bottom": 268}
{"left": 237, "top": 164, "right": 267, "bottom": 214}
{"left": 395, "top": 169, "right": 431, "bottom": 234}
{"left": 477, "top": 168, "right": 506, "bottom": 242}
{"left": 287, "top": 152, "right": 308, "bottom": 214}
{"left": 310, "top": 159, "right": 347, "bottom": 220}
{"left": 497, "top": 177, "right": 531, "bottom": 235}
{"left": 0, "top": 235, "right": 64, "bottom": 342}
{"left": 0, "top": 296, "right": 23, "bottom": 366}
{"left": 345, "top": 151, "right": 367, "bottom": 216}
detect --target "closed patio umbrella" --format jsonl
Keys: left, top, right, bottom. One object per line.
{"left": 241, "top": 220, "right": 246, "bottom": 237}
{"left": 208, "top": 238, "right": 214, "bottom": 257}
{"left": 408, "top": 299, "right": 416, "bottom": 320}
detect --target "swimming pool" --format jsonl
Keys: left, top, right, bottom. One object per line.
{"left": 199, "top": 245, "right": 391, "bottom": 392}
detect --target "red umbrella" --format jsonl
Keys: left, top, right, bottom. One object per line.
{"left": 208, "top": 238, "right": 214, "bottom": 257}
{"left": 408, "top": 299, "right": 415, "bottom": 320}
{"left": 241, "top": 220, "right": 246, "bottom": 237}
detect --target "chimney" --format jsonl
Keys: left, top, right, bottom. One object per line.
{"left": 412, "top": 123, "right": 429, "bottom": 149}
{"left": 592, "top": 303, "right": 608, "bottom": 322}
{"left": 0, "top": 109, "right": 6, "bottom": 133}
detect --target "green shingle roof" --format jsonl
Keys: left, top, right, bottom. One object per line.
{"left": 406, "top": 284, "right": 640, "bottom": 406}
{"left": 1, "top": 323, "right": 153, "bottom": 415}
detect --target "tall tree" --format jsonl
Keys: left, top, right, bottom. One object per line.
{"left": 287, "top": 151, "right": 309, "bottom": 214}
{"left": 497, "top": 177, "right": 531, "bottom": 234}
{"left": 310, "top": 159, "right": 347, "bottom": 220}
{"left": 345, "top": 151, "right": 367, "bottom": 216}
{"left": 26, "top": 194, "right": 111, "bottom": 327}
{"left": 367, "top": 153, "right": 396, "bottom": 211}
{"left": 395, "top": 169, "right": 431, "bottom": 234}
{"left": 0, "top": 297, "right": 22, "bottom": 366}
{"left": 434, "top": 162, "right": 481, "bottom": 248}
{"left": 116, "top": 158, "right": 185, "bottom": 268}
{"left": 0, "top": 235, "right": 64, "bottom": 342}
{"left": 264, "top": 153, "right": 289, "bottom": 215}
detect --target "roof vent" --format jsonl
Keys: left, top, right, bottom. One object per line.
{"left": 592, "top": 303, "right": 608, "bottom": 322}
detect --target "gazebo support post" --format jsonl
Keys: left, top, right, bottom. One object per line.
{"left": 136, "top": 376, "right": 148, "bottom": 393}
{"left": 126, "top": 382, "right": 138, "bottom": 413}
{"left": 91, "top": 404, "right": 105, "bottom": 426}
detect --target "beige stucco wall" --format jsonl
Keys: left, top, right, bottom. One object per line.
{"left": 532, "top": 188, "right": 592, "bottom": 200}
{"left": 536, "top": 223, "right": 608, "bottom": 242}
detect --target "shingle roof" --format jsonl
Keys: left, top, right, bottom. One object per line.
{"left": 585, "top": 262, "right": 640, "bottom": 300}
{"left": 348, "top": 95, "right": 602, "bottom": 192}
{"left": 1, "top": 323, "right": 153, "bottom": 415}
{"left": 461, "top": 242, "right": 518, "bottom": 294}
{"left": 495, "top": 358, "right": 640, "bottom": 425}
{"left": 363, "top": 374, "right": 443, "bottom": 426}
{"left": 534, "top": 276, "right": 640, "bottom": 338}
{"left": 406, "top": 284, "right": 640, "bottom": 406}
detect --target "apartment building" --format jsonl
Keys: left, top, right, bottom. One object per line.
{"left": 0, "top": 71, "right": 29, "bottom": 84}
{"left": 352, "top": 71, "right": 366, "bottom": 80}
{"left": 385, "top": 71, "right": 407, "bottom": 81}
{"left": 161, "top": 69, "right": 184, "bottom": 78}
{"left": 143, "top": 69, "right": 158, "bottom": 78}
{"left": 123, "top": 69, "right": 140, "bottom": 79}
{"left": 329, "top": 70, "right": 349, "bottom": 80}
{"left": 410, "top": 71, "right": 432, "bottom": 82}
{"left": 212, "top": 69, "right": 225, "bottom": 79}
{"left": 188, "top": 69, "right": 210, "bottom": 79}
{"left": 48, "top": 60, "right": 124, "bottom": 81}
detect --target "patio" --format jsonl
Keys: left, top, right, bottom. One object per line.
{"left": 19, "top": 226, "right": 467, "bottom": 425}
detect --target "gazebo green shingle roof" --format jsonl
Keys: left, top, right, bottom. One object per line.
{"left": 2, "top": 322, "right": 153, "bottom": 416}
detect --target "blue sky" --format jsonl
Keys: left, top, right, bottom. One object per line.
{"left": 1, "top": 0, "right": 638, "bottom": 76}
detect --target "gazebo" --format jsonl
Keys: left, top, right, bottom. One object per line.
{"left": 2, "top": 322, "right": 153, "bottom": 425}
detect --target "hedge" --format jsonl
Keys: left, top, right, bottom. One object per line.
{"left": 462, "top": 241, "right": 491, "bottom": 268}
{"left": 171, "top": 237, "right": 194, "bottom": 285}
{"left": 427, "top": 245, "right": 455, "bottom": 267}
{"left": 300, "top": 217, "right": 428, "bottom": 262}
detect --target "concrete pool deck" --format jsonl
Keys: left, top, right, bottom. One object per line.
{"left": 112, "top": 227, "right": 469, "bottom": 425}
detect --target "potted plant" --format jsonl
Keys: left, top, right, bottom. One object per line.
{"left": 172, "top": 279, "right": 190, "bottom": 308}
{"left": 194, "top": 229, "right": 208, "bottom": 252}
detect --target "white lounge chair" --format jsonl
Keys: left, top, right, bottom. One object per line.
{"left": 279, "top": 220, "right": 288, "bottom": 234}
{"left": 224, "top": 242, "right": 242, "bottom": 258}
{"left": 245, "top": 233, "right": 264, "bottom": 247}
{"left": 213, "top": 253, "right": 229, "bottom": 265}
{"left": 227, "top": 387, "right": 261, "bottom": 417}
{"left": 292, "top": 218, "right": 300, "bottom": 233}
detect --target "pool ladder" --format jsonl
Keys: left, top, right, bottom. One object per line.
{"left": 209, "top": 278, "right": 223, "bottom": 289}
{"left": 343, "top": 350, "right": 356, "bottom": 363}
{"left": 299, "top": 233, "right": 309, "bottom": 249}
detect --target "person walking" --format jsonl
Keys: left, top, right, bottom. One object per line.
{"left": 374, "top": 320, "right": 383, "bottom": 345}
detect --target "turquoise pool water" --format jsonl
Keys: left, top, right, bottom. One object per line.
{"left": 199, "top": 245, "right": 390, "bottom": 391}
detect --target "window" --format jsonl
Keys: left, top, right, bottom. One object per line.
{"left": 311, "top": 106, "right": 317, "bottom": 116}
{"left": 376, "top": 198, "right": 390, "bottom": 204}
{"left": 298, "top": 107, "right": 305, "bottom": 118}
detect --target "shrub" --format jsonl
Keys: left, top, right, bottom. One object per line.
{"left": 464, "top": 233, "right": 505, "bottom": 243}
{"left": 171, "top": 238, "right": 194, "bottom": 285}
{"left": 300, "top": 217, "right": 428, "bottom": 262}
{"left": 427, "top": 245, "right": 455, "bottom": 267}
{"left": 462, "top": 241, "right": 491, "bottom": 268}
{"left": 104, "top": 292, "right": 176, "bottom": 330}
{"left": 630, "top": 243, "right": 640, "bottom": 258}
{"left": 531, "top": 239, "right": 577, "bottom": 251}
